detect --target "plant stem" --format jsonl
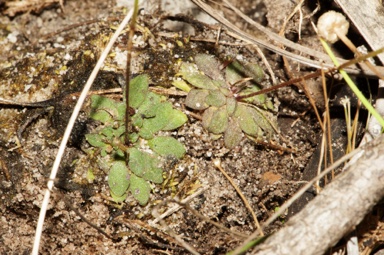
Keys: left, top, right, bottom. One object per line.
{"left": 125, "top": 0, "right": 139, "bottom": 149}
{"left": 320, "top": 38, "right": 384, "bottom": 129}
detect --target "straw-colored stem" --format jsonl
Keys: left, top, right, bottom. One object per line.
{"left": 320, "top": 38, "right": 384, "bottom": 129}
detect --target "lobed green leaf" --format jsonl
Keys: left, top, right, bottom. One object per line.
{"left": 178, "top": 62, "right": 218, "bottom": 90}
{"left": 248, "top": 106, "right": 277, "bottom": 137}
{"left": 225, "top": 60, "right": 264, "bottom": 84}
{"left": 85, "top": 133, "right": 107, "bottom": 148}
{"left": 162, "top": 109, "right": 188, "bottom": 131}
{"left": 90, "top": 95, "right": 126, "bottom": 123}
{"left": 202, "top": 106, "right": 216, "bottom": 130}
{"left": 129, "top": 74, "right": 149, "bottom": 108}
{"left": 129, "top": 174, "right": 151, "bottom": 206}
{"left": 205, "top": 89, "right": 227, "bottom": 107}
{"left": 242, "top": 62, "right": 264, "bottom": 83}
{"left": 132, "top": 113, "right": 144, "bottom": 128}
{"left": 108, "top": 161, "right": 130, "bottom": 197}
{"left": 148, "top": 136, "right": 186, "bottom": 159}
{"left": 100, "top": 127, "right": 115, "bottom": 140}
{"left": 128, "top": 148, "right": 163, "bottom": 183}
{"left": 172, "top": 79, "right": 192, "bottom": 92}
{"left": 226, "top": 97, "right": 237, "bottom": 116}
{"left": 204, "top": 106, "right": 229, "bottom": 134}
{"left": 142, "top": 167, "right": 163, "bottom": 184}
{"left": 225, "top": 60, "right": 244, "bottom": 85}
{"left": 234, "top": 104, "right": 260, "bottom": 136}
{"left": 110, "top": 192, "right": 128, "bottom": 203}
{"left": 136, "top": 91, "right": 163, "bottom": 118}
{"left": 194, "top": 54, "right": 223, "bottom": 80}
{"left": 239, "top": 86, "right": 262, "bottom": 102}
{"left": 138, "top": 102, "right": 173, "bottom": 139}
{"left": 224, "top": 118, "right": 243, "bottom": 148}
{"left": 185, "top": 89, "right": 210, "bottom": 110}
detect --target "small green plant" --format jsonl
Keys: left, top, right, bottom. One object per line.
{"left": 85, "top": 74, "right": 187, "bottom": 205}
{"left": 173, "top": 54, "right": 277, "bottom": 148}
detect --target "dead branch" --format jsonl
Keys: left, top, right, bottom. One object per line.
{"left": 190, "top": 0, "right": 384, "bottom": 77}
{"left": 251, "top": 135, "right": 384, "bottom": 255}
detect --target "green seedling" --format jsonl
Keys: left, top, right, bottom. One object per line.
{"left": 85, "top": 74, "right": 187, "bottom": 205}
{"left": 175, "top": 54, "right": 277, "bottom": 148}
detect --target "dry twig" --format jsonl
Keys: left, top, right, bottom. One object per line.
{"left": 191, "top": 0, "right": 384, "bottom": 77}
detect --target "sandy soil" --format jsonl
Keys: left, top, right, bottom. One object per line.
{"left": 0, "top": 0, "right": 382, "bottom": 254}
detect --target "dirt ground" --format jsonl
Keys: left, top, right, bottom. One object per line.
{"left": 0, "top": 0, "right": 382, "bottom": 254}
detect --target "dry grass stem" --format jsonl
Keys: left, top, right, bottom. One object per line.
{"left": 31, "top": 3, "right": 142, "bottom": 254}
{"left": 150, "top": 186, "right": 208, "bottom": 225}
{"left": 278, "top": 0, "right": 306, "bottom": 39}
{"left": 213, "top": 159, "right": 263, "bottom": 235}
{"left": 152, "top": 205, "right": 200, "bottom": 255}
{"left": 192, "top": 0, "right": 384, "bottom": 77}
{"left": 321, "top": 69, "right": 334, "bottom": 177}
{"left": 230, "top": 146, "right": 364, "bottom": 255}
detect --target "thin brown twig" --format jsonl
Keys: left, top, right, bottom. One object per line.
{"left": 236, "top": 69, "right": 323, "bottom": 100}
{"left": 0, "top": 158, "right": 11, "bottom": 181}
{"left": 246, "top": 37, "right": 382, "bottom": 104}
{"left": 278, "top": 0, "right": 305, "bottom": 40}
{"left": 281, "top": 54, "right": 324, "bottom": 131}
{"left": 250, "top": 44, "right": 277, "bottom": 86}
{"left": 191, "top": 0, "right": 384, "bottom": 77}
{"left": 213, "top": 159, "right": 264, "bottom": 236}
{"left": 317, "top": 115, "right": 327, "bottom": 190}
{"left": 0, "top": 88, "right": 122, "bottom": 108}
{"left": 248, "top": 136, "right": 297, "bottom": 154}
{"left": 230, "top": 146, "right": 364, "bottom": 255}
{"left": 150, "top": 186, "right": 208, "bottom": 225}
{"left": 125, "top": 3, "right": 139, "bottom": 149}
{"left": 276, "top": 0, "right": 324, "bottom": 131}
{"left": 236, "top": 46, "right": 384, "bottom": 101}
{"left": 335, "top": 30, "right": 384, "bottom": 80}
{"left": 58, "top": 192, "right": 116, "bottom": 240}
{"left": 321, "top": 69, "right": 334, "bottom": 179}
{"left": 351, "top": 98, "right": 361, "bottom": 150}
{"left": 152, "top": 198, "right": 249, "bottom": 239}
{"left": 152, "top": 204, "right": 200, "bottom": 255}
{"left": 114, "top": 218, "right": 184, "bottom": 251}
{"left": 155, "top": 30, "right": 249, "bottom": 47}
